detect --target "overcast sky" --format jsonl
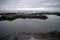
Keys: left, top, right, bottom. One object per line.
{"left": 0, "top": 0, "right": 60, "bottom": 12}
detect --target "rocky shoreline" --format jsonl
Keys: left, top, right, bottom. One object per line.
{"left": 0, "top": 31, "right": 60, "bottom": 40}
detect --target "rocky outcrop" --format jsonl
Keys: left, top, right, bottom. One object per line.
{"left": 0, "top": 31, "right": 60, "bottom": 40}
{"left": 0, "top": 13, "right": 48, "bottom": 21}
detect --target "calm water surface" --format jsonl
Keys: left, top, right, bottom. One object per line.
{"left": 0, "top": 15, "right": 60, "bottom": 37}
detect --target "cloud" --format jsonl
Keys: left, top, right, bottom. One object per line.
{"left": 0, "top": 0, "right": 60, "bottom": 12}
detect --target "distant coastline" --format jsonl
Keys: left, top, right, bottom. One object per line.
{"left": 0, "top": 12, "right": 60, "bottom": 21}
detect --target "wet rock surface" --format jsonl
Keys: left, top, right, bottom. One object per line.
{"left": 1, "top": 31, "right": 60, "bottom": 40}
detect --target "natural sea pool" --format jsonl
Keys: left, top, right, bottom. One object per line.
{"left": 0, "top": 14, "right": 60, "bottom": 38}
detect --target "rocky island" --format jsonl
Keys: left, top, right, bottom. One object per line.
{"left": 0, "top": 12, "right": 60, "bottom": 21}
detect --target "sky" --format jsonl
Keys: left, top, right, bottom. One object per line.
{"left": 0, "top": 0, "right": 60, "bottom": 12}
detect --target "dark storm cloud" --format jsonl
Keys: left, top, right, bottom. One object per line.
{"left": 0, "top": 0, "right": 60, "bottom": 12}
